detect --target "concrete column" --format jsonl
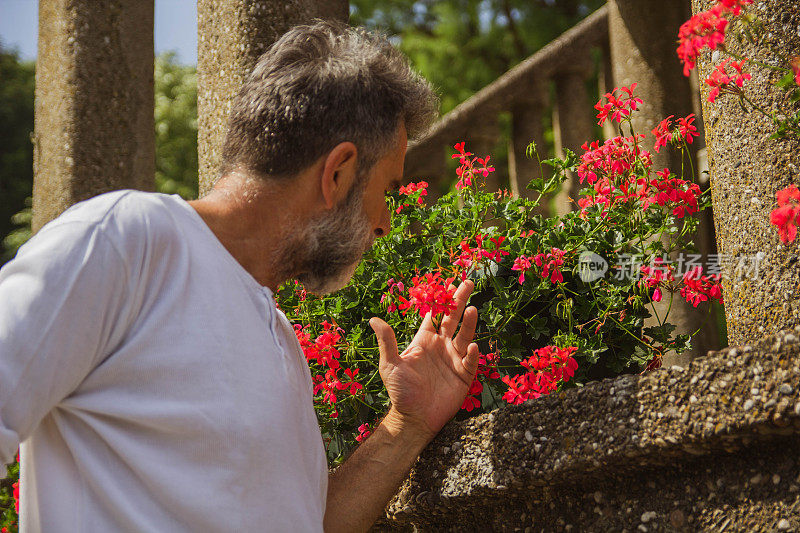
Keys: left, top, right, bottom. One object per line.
{"left": 609, "top": 0, "right": 719, "bottom": 362}
{"left": 509, "top": 85, "right": 549, "bottom": 209}
{"left": 608, "top": 0, "right": 696, "bottom": 165}
{"left": 403, "top": 144, "right": 447, "bottom": 202}
{"left": 33, "top": 0, "right": 154, "bottom": 232}
{"left": 553, "top": 70, "right": 595, "bottom": 215}
{"left": 466, "top": 113, "right": 502, "bottom": 192}
{"left": 599, "top": 41, "right": 618, "bottom": 141}
{"left": 694, "top": 0, "right": 800, "bottom": 345}
{"left": 197, "top": 0, "right": 349, "bottom": 194}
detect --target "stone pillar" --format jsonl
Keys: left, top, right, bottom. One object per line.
{"left": 33, "top": 0, "right": 154, "bottom": 232}
{"left": 553, "top": 69, "right": 595, "bottom": 215}
{"left": 197, "top": 0, "right": 349, "bottom": 194}
{"left": 609, "top": 0, "right": 719, "bottom": 362}
{"left": 608, "top": 0, "right": 697, "bottom": 161}
{"left": 599, "top": 41, "right": 618, "bottom": 141}
{"left": 509, "top": 85, "right": 549, "bottom": 210}
{"left": 403, "top": 144, "right": 447, "bottom": 202}
{"left": 466, "top": 113, "right": 501, "bottom": 192}
{"left": 694, "top": 0, "right": 800, "bottom": 345}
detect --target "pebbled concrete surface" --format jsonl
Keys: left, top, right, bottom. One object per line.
{"left": 376, "top": 326, "right": 800, "bottom": 531}
{"left": 694, "top": 0, "right": 800, "bottom": 345}
{"left": 197, "top": 0, "right": 348, "bottom": 194}
{"left": 33, "top": 0, "right": 155, "bottom": 231}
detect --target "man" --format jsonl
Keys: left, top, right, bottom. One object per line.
{"left": 0, "top": 21, "right": 480, "bottom": 532}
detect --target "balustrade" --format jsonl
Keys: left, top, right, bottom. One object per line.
{"left": 508, "top": 87, "right": 547, "bottom": 204}
{"left": 403, "top": 6, "right": 611, "bottom": 215}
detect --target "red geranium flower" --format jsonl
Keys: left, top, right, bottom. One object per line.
{"left": 680, "top": 266, "right": 723, "bottom": 307}
{"left": 502, "top": 346, "right": 578, "bottom": 405}
{"left": 677, "top": 114, "right": 700, "bottom": 145}
{"left": 792, "top": 57, "right": 800, "bottom": 87}
{"left": 533, "top": 248, "right": 566, "bottom": 284}
{"left": 452, "top": 142, "right": 495, "bottom": 190}
{"left": 461, "top": 378, "right": 483, "bottom": 411}
{"left": 652, "top": 115, "right": 674, "bottom": 153}
{"left": 714, "top": 0, "right": 753, "bottom": 16}
{"left": 705, "top": 59, "right": 751, "bottom": 103}
{"left": 477, "top": 351, "right": 500, "bottom": 380}
{"left": 398, "top": 271, "right": 457, "bottom": 318}
{"left": 511, "top": 255, "right": 533, "bottom": 284}
{"left": 594, "top": 84, "right": 642, "bottom": 126}
{"left": 770, "top": 184, "right": 800, "bottom": 244}
{"left": 677, "top": 5, "right": 729, "bottom": 76}
{"left": 639, "top": 259, "right": 675, "bottom": 303}
{"left": 396, "top": 181, "right": 429, "bottom": 213}
{"left": 356, "top": 423, "right": 372, "bottom": 442}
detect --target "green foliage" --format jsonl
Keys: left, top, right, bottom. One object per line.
{"left": 768, "top": 71, "right": 800, "bottom": 139}
{"left": 0, "top": 459, "right": 18, "bottom": 532}
{"left": 1, "top": 198, "right": 31, "bottom": 264}
{"left": 154, "top": 52, "right": 198, "bottom": 200}
{"left": 350, "top": 0, "right": 605, "bottom": 113}
{"left": 0, "top": 48, "right": 34, "bottom": 263}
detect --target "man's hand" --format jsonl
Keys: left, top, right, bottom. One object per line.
{"left": 325, "top": 280, "right": 479, "bottom": 533}
{"left": 369, "top": 280, "right": 480, "bottom": 440}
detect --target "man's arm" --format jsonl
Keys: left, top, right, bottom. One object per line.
{"left": 0, "top": 221, "right": 129, "bottom": 464}
{"left": 323, "top": 281, "right": 479, "bottom": 533}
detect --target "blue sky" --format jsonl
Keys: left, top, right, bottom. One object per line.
{"left": 0, "top": 0, "right": 198, "bottom": 64}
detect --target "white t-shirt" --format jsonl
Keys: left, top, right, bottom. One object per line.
{"left": 0, "top": 190, "right": 328, "bottom": 532}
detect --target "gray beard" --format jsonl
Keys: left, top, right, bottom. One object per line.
{"left": 282, "top": 177, "right": 373, "bottom": 295}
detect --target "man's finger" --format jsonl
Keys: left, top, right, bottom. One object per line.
{"left": 440, "top": 280, "right": 474, "bottom": 338}
{"left": 453, "top": 306, "right": 478, "bottom": 356}
{"left": 417, "top": 309, "right": 437, "bottom": 334}
{"left": 462, "top": 342, "right": 480, "bottom": 379}
{"left": 370, "top": 317, "right": 401, "bottom": 368}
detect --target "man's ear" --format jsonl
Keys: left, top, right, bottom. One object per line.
{"left": 320, "top": 142, "right": 358, "bottom": 209}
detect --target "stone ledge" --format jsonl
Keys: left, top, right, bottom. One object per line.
{"left": 380, "top": 326, "right": 800, "bottom": 531}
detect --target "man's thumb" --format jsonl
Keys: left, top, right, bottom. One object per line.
{"left": 369, "top": 317, "right": 400, "bottom": 366}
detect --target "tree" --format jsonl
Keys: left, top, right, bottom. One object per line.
{"left": 154, "top": 52, "right": 198, "bottom": 200}
{"left": 350, "top": 0, "right": 606, "bottom": 113}
{"left": 0, "top": 46, "right": 35, "bottom": 264}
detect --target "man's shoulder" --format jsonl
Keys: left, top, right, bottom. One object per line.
{"left": 51, "top": 190, "right": 185, "bottom": 229}
{"left": 29, "top": 190, "right": 198, "bottom": 263}
{"left": 39, "top": 190, "right": 201, "bottom": 243}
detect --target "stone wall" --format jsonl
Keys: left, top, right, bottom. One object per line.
{"left": 375, "top": 326, "right": 800, "bottom": 531}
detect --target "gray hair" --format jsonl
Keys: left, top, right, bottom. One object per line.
{"left": 220, "top": 20, "right": 439, "bottom": 180}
